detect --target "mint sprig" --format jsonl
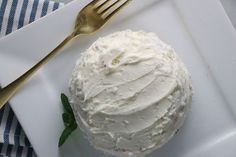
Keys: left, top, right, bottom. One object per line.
{"left": 61, "top": 93, "right": 73, "bottom": 114}
{"left": 62, "top": 113, "right": 74, "bottom": 127}
{"left": 58, "top": 93, "right": 78, "bottom": 147}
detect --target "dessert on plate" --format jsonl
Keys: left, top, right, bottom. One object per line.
{"left": 69, "top": 30, "right": 193, "bottom": 157}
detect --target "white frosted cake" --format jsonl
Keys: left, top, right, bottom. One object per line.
{"left": 69, "top": 30, "right": 193, "bottom": 157}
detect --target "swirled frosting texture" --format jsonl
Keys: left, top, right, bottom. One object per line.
{"left": 69, "top": 30, "right": 192, "bottom": 157}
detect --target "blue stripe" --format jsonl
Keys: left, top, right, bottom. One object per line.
{"left": 24, "top": 136, "right": 30, "bottom": 146}
{"left": 52, "top": 2, "right": 59, "bottom": 11}
{"left": 16, "top": 146, "right": 23, "bottom": 157}
{"left": 29, "top": 0, "right": 39, "bottom": 23}
{"left": 41, "top": 0, "right": 49, "bottom": 17}
{"left": 4, "top": 108, "right": 14, "bottom": 144}
{"left": 6, "top": 144, "right": 13, "bottom": 156}
{"left": 14, "top": 123, "right": 22, "bottom": 146}
{"left": 0, "top": 143, "right": 3, "bottom": 153}
{"left": 0, "top": 106, "right": 6, "bottom": 125}
{"left": 26, "top": 148, "right": 33, "bottom": 157}
{"left": 18, "top": 0, "right": 29, "bottom": 29}
{"left": 0, "top": 0, "right": 8, "bottom": 32}
{"left": 6, "top": 0, "right": 18, "bottom": 34}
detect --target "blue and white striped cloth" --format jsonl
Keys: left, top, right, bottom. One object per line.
{"left": 0, "top": 0, "right": 64, "bottom": 156}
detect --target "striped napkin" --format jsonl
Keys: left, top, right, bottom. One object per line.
{"left": 0, "top": 0, "right": 64, "bottom": 156}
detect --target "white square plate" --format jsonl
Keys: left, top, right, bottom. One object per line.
{"left": 0, "top": 0, "right": 236, "bottom": 156}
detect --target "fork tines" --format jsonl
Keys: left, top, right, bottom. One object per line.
{"left": 94, "top": 0, "right": 131, "bottom": 19}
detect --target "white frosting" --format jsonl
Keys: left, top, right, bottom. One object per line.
{"left": 69, "top": 30, "right": 193, "bottom": 157}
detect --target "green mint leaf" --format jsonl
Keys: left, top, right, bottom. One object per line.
{"left": 59, "top": 93, "right": 78, "bottom": 147}
{"left": 61, "top": 93, "right": 73, "bottom": 114}
{"left": 58, "top": 123, "right": 77, "bottom": 147}
{"left": 62, "top": 113, "right": 74, "bottom": 127}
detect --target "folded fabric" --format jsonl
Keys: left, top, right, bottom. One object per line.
{"left": 0, "top": 0, "right": 64, "bottom": 156}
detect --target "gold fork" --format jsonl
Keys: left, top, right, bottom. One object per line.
{"left": 0, "top": 0, "right": 131, "bottom": 109}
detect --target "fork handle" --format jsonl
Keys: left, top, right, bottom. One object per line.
{"left": 0, "top": 33, "right": 75, "bottom": 109}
